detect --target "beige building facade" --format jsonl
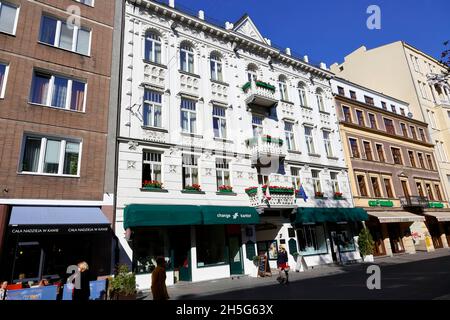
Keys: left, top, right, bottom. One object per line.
{"left": 331, "top": 41, "right": 450, "bottom": 208}
{"left": 331, "top": 78, "right": 450, "bottom": 257}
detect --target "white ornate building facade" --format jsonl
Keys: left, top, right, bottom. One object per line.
{"left": 116, "top": 0, "right": 365, "bottom": 289}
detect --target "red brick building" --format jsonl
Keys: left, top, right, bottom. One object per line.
{"left": 0, "top": 0, "right": 121, "bottom": 284}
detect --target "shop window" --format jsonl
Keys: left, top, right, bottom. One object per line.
{"left": 296, "top": 224, "right": 327, "bottom": 256}
{"left": 132, "top": 228, "right": 167, "bottom": 274}
{"left": 335, "top": 224, "right": 356, "bottom": 252}
{"left": 257, "top": 240, "right": 278, "bottom": 260}
{"left": 196, "top": 225, "right": 226, "bottom": 267}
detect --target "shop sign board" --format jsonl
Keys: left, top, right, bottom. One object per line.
{"left": 6, "top": 285, "right": 58, "bottom": 300}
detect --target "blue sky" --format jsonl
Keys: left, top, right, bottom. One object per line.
{"left": 171, "top": 0, "right": 450, "bottom": 65}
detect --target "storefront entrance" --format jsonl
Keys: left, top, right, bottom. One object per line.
{"left": 426, "top": 219, "right": 444, "bottom": 249}
{"left": 387, "top": 224, "right": 405, "bottom": 254}
{"left": 367, "top": 225, "right": 386, "bottom": 256}
{"left": 445, "top": 223, "right": 450, "bottom": 246}
{"left": 327, "top": 223, "right": 357, "bottom": 263}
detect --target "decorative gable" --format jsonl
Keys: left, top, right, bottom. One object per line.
{"left": 233, "top": 14, "right": 267, "bottom": 44}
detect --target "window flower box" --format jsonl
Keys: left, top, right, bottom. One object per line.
{"left": 142, "top": 180, "right": 166, "bottom": 191}
{"left": 218, "top": 185, "right": 234, "bottom": 193}
{"left": 333, "top": 192, "right": 344, "bottom": 200}
{"left": 245, "top": 135, "right": 284, "bottom": 147}
{"left": 245, "top": 185, "right": 294, "bottom": 195}
{"left": 182, "top": 184, "right": 204, "bottom": 194}
{"left": 315, "top": 192, "right": 324, "bottom": 199}
{"left": 242, "top": 81, "right": 276, "bottom": 93}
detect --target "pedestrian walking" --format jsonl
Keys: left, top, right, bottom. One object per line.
{"left": 151, "top": 256, "right": 169, "bottom": 300}
{"left": 73, "top": 261, "right": 91, "bottom": 301}
{"left": 276, "top": 246, "right": 290, "bottom": 285}
{"left": 0, "top": 281, "right": 8, "bottom": 300}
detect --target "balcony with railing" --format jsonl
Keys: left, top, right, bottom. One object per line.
{"left": 246, "top": 135, "right": 285, "bottom": 160}
{"left": 245, "top": 174, "right": 295, "bottom": 207}
{"left": 400, "top": 196, "right": 429, "bottom": 209}
{"left": 243, "top": 80, "right": 278, "bottom": 108}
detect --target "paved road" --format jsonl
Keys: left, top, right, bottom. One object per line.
{"left": 145, "top": 249, "right": 450, "bottom": 300}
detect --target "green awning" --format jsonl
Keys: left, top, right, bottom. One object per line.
{"left": 201, "top": 206, "right": 260, "bottom": 225}
{"left": 124, "top": 204, "right": 203, "bottom": 229}
{"left": 124, "top": 204, "right": 259, "bottom": 228}
{"left": 296, "top": 208, "right": 369, "bottom": 224}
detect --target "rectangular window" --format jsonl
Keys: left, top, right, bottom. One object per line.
{"left": 368, "top": 113, "right": 377, "bottom": 129}
{"left": 384, "top": 118, "right": 395, "bottom": 135}
{"left": 290, "top": 167, "right": 301, "bottom": 190}
{"left": 356, "top": 110, "right": 365, "bottom": 126}
{"left": 384, "top": 178, "right": 394, "bottom": 198}
{"left": 434, "top": 184, "right": 443, "bottom": 201}
{"left": 381, "top": 101, "right": 387, "bottom": 110}
{"left": 0, "top": 62, "right": 8, "bottom": 98}
{"left": 441, "top": 142, "right": 449, "bottom": 162}
{"left": 298, "top": 86, "right": 308, "bottom": 107}
{"left": 349, "top": 138, "right": 360, "bottom": 158}
{"left": 364, "top": 95, "right": 374, "bottom": 106}
{"left": 284, "top": 121, "right": 296, "bottom": 151}
{"left": 0, "top": 1, "right": 18, "bottom": 35}
{"left": 349, "top": 90, "right": 357, "bottom": 100}
{"left": 77, "top": 0, "right": 94, "bottom": 6}
{"left": 417, "top": 152, "right": 425, "bottom": 169}
{"left": 323, "top": 130, "right": 333, "bottom": 157}
{"left": 213, "top": 105, "right": 226, "bottom": 139}
{"left": 312, "top": 170, "right": 321, "bottom": 194}
{"left": 363, "top": 141, "right": 373, "bottom": 161}
{"left": 426, "top": 154, "right": 434, "bottom": 170}
{"left": 304, "top": 126, "right": 315, "bottom": 154}
{"left": 180, "top": 99, "right": 197, "bottom": 134}
{"left": 400, "top": 123, "right": 408, "bottom": 137}
{"left": 425, "top": 183, "right": 435, "bottom": 201}
{"left": 391, "top": 105, "right": 397, "bottom": 113}
{"left": 391, "top": 147, "right": 403, "bottom": 165}
{"left": 182, "top": 154, "right": 199, "bottom": 189}
{"left": 418, "top": 128, "right": 426, "bottom": 142}
{"left": 216, "top": 158, "right": 230, "bottom": 190}
{"left": 142, "top": 151, "right": 162, "bottom": 185}
{"left": 371, "top": 177, "right": 382, "bottom": 198}
{"left": 39, "top": 15, "right": 91, "bottom": 55}
{"left": 408, "top": 151, "right": 416, "bottom": 167}
{"left": 21, "top": 136, "right": 81, "bottom": 176}
{"left": 279, "top": 82, "right": 289, "bottom": 101}
{"left": 342, "top": 106, "right": 352, "bottom": 123}
{"left": 196, "top": 225, "right": 226, "bottom": 267}
{"left": 400, "top": 108, "right": 405, "bottom": 116}
{"left": 416, "top": 182, "right": 425, "bottom": 197}
{"left": 297, "top": 224, "right": 328, "bottom": 256}
{"left": 143, "top": 90, "right": 162, "bottom": 128}
{"left": 428, "top": 110, "right": 437, "bottom": 129}
{"left": 30, "top": 71, "right": 86, "bottom": 111}
{"left": 252, "top": 114, "right": 263, "bottom": 137}
{"left": 376, "top": 144, "right": 385, "bottom": 162}
{"left": 408, "top": 126, "right": 417, "bottom": 140}
{"left": 357, "top": 174, "right": 368, "bottom": 197}
{"left": 330, "top": 172, "right": 340, "bottom": 193}
{"left": 337, "top": 86, "right": 345, "bottom": 96}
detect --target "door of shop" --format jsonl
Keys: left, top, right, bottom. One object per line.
{"left": 445, "top": 223, "right": 450, "bottom": 247}
{"left": 369, "top": 226, "right": 386, "bottom": 256}
{"left": 228, "top": 236, "right": 243, "bottom": 275}
{"left": 388, "top": 224, "right": 405, "bottom": 254}
{"left": 426, "top": 221, "right": 443, "bottom": 249}
{"left": 328, "top": 231, "right": 340, "bottom": 263}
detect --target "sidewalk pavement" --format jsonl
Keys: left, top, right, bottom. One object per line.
{"left": 140, "top": 248, "right": 450, "bottom": 300}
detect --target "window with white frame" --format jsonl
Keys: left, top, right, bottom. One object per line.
{"left": 180, "top": 98, "right": 197, "bottom": 133}
{"left": 428, "top": 110, "right": 437, "bottom": 129}
{"left": 210, "top": 53, "right": 223, "bottom": 82}
{"left": 180, "top": 42, "right": 194, "bottom": 73}
{"left": 216, "top": 158, "right": 230, "bottom": 190}
{"left": 30, "top": 71, "right": 86, "bottom": 111}
{"left": 0, "top": 1, "right": 19, "bottom": 35}
{"left": 284, "top": 121, "right": 296, "bottom": 151}
{"left": 74, "top": 0, "right": 94, "bottom": 6}
{"left": 20, "top": 135, "right": 81, "bottom": 176}
{"left": 247, "top": 64, "right": 258, "bottom": 82}
{"left": 252, "top": 114, "right": 263, "bottom": 137}
{"left": 143, "top": 89, "right": 162, "bottom": 128}
{"left": 322, "top": 130, "right": 333, "bottom": 157}
{"left": 312, "top": 170, "right": 322, "bottom": 194}
{"left": 330, "top": 172, "right": 340, "bottom": 193}
{"left": 142, "top": 151, "right": 162, "bottom": 185}
{"left": 290, "top": 167, "right": 301, "bottom": 190}
{"left": 39, "top": 15, "right": 91, "bottom": 55}
{"left": 298, "top": 82, "right": 308, "bottom": 107}
{"left": 212, "top": 105, "right": 226, "bottom": 139}
{"left": 278, "top": 75, "right": 289, "bottom": 101}
{"left": 0, "top": 62, "right": 9, "bottom": 98}
{"left": 304, "top": 126, "right": 315, "bottom": 154}
{"left": 316, "top": 88, "right": 325, "bottom": 112}
{"left": 182, "top": 154, "right": 199, "bottom": 188}
{"left": 144, "top": 30, "right": 162, "bottom": 64}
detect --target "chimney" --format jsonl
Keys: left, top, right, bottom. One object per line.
{"left": 320, "top": 62, "right": 327, "bottom": 70}
{"left": 198, "top": 10, "right": 204, "bottom": 20}
{"left": 303, "top": 55, "right": 309, "bottom": 63}
{"left": 285, "top": 48, "right": 291, "bottom": 56}
{"left": 169, "top": 0, "right": 175, "bottom": 8}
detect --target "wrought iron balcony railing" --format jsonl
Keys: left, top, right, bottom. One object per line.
{"left": 399, "top": 196, "right": 429, "bottom": 208}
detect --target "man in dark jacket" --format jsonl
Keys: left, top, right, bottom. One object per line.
{"left": 276, "top": 246, "right": 289, "bottom": 285}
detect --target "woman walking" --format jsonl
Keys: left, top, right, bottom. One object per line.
{"left": 276, "top": 246, "right": 290, "bottom": 285}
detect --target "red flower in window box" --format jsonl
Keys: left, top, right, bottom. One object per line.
{"left": 185, "top": 184, "right": 202, "bottom": 192}
{"left": 142, "top": 180, "right": 163, "bottom": 189}
{"left": 218, "top": 185, "right": 233, "bottom": 193}
{"left": 315, "top": 191, "right": 324, "bottom": 198}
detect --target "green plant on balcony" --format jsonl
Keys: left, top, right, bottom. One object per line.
{"left": 242, "top": 81, "right": 276, "bottom": 93}
{"left": 218, "top": 185, "right": 233, "bottom": 193}
{"left": 245, "top": 135, "right": 284, "bottom": 147}
{"left": 245, "top": 185, "right": 294, "bottom": 196}
{"left": 142, "top": 180, "right": 163, "bottom": 189}
{"left": 184, "top": 184, "right": 202, "bottom": 192}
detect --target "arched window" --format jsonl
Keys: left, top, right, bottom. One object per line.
{"left": 210, "top": 52, "right": 223, "bottom": 82}
{"left": 278, "top": 75, "right": 289, "bottom": 101}
{"left": 247, "top": 64, "right": 258, "bottom": 82}
{"left": 298, "top": 82, "right": 308, "bottom": 107}
{"left": 144, "top": 30, "right": 162, "bottom": 64}
{"left": 316, "top": 88, "right": 325, "bottom": 112}
{"left": 180, "top": 42, "right": 194, "bottom": 73}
